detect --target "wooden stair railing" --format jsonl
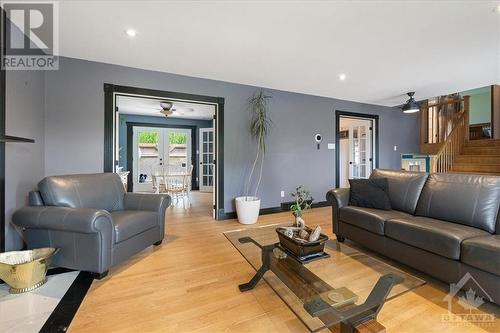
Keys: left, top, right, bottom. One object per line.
{"left": 431, "top": 96, "right": 470, "bottom": 173}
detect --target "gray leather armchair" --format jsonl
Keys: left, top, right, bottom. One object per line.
{"left": 12, "top": 173, "right": 170, "bottom": 277}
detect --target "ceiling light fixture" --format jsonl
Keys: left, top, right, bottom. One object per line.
{"left": 125, "top": 29, "right": 137, "bottom": 38}
{"left": 402, "top": 92, "right": 420, "bottom": 113}
{"left": 159, "top": 101, "right": 173, "bottom": 117}
{"left": 338, "top": 73, "right": 347, "bottom": 81}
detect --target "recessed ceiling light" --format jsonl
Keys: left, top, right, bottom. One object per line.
{"left": 125, "top": 29, "right": 137, "bottom": 38}
{"left": 338, "top": 73, "right": 347, "bottom": 81}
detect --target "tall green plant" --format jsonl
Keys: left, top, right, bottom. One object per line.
{"left": 245, "top": 89, "right": 272, "bottom": 198}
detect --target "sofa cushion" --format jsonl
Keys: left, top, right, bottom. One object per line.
{"left": 415, "top": 173, "right": 500, "bottom": 233}
{"left": 348, "top": 178, "right": 391, "bottom": 210}
{"left": 385, "top": 216, "right": 489, "bottom": 260}
{"left": 111, "top": 210, "right": 158, "bottom": 244}
{"left": 339, "top": 206, "right": 412, "bottom": 235}
{"left": 39, "top": 173, "right": 125, "bottom": 212}
{"left": 369, "top": 169, "right": 428, "bottom": 215}
{"left": 461, "top": 235, "right": 500, "bottom": 276}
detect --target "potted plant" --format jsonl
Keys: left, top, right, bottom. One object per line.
{"left": 235, "top": 89, "right": 272, "bottom": 224}
{"left": 290, "top": 185, "right": 313, "bottom": 224}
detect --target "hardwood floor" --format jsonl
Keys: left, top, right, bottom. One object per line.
{"left": 69, "top": 194, "right": 499, "bottom": 332}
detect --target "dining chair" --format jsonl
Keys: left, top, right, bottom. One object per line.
{"left": 151, "top": 165, "right": 166, "bottom": 194}
{"left": 165, "top": 164, "right": 193, "bottom": 209}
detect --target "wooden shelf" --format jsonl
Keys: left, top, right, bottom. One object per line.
{"left": 0, "top": 135, "right": 35, "bottom": 143}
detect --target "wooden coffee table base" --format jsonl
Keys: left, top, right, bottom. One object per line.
{"left": 353, "top": 320, "right": 386, "bottom": 333}
{"left": 237, "top": 237, "right": 401, "bottom": 333}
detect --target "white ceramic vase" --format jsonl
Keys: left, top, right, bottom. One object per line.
{"left": 235, "top": 196, "right": 261, "bottom": 224}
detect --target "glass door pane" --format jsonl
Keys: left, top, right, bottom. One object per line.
{"left": 165, "top": 129, "right": 191, "bottom": 173}
{"left": 199, "top": 128, "right": 214, "bottom": 192}
{"left": 349, "top": 122, "right": 373, "bottom": 180}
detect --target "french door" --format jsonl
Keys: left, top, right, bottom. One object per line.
{"left": 132, "top": 126, "right": 191, "bottom": 192}
{"left": 199, "top": 128, "right": 214, "bottom": 192}
{"left": 348, "top": 122, "right": 373, "bottom": 180}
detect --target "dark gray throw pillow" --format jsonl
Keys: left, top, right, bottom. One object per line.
{"left": 348, "top": 178, "right": 392, "bottom": 210}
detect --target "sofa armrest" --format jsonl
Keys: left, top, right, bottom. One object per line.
{"left": 123, "top": 193, "right": 171, "bottom": 213}
{"left": 326, "top": 188, "right": 350, "bottom": 235}
{"left": 12, "top": 206, "right": 113, "bottom": 235}
{"left": 123, "top": 193, "right": 170, "bottom": 240}
{"left": 13, "top": 206, "right": 114, "bottom": 274}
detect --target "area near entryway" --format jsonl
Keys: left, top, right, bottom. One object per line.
{"left": 115, "top": 92, "right": 217, "bottom": 217}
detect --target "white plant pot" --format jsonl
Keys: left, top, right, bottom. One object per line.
{"left": 235, "top": 196, "right": 261, "bottom": 225}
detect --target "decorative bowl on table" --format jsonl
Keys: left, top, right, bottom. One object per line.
{"left": 0, "top": 247, "right": 58, "bottom": 294}
{"left": 276, "top": 226, "right": 329, "bottom": 260}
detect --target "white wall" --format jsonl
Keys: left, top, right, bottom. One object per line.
{"left": 5, "top": 70, "right": 45, "bottom": 250}
{"left": 339, "top": 139, "right": 349, "bottom": 187}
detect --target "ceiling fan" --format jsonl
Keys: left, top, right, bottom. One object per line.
{"left": 158, "top": 101, "right": 194, "bottom": 117}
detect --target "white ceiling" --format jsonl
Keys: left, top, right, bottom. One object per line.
{"left": 116, "top": 95, "right": 216, "bottom": 120}
{"left": 58, "top": 1, "right": 500, "bottom": 106}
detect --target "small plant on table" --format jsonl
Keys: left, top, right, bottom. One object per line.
{"left": 290, "top": 185, "right": 313, "bottom": 223}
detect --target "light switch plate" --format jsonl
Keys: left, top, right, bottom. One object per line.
{"left": 328, "top": 143, "right": 335, "bottom": 150}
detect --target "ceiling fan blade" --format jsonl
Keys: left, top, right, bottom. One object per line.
{"left": 172, "top": 107, "right": 194, "bottom": 113}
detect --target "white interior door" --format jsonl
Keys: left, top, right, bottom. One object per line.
{"left": 133, "top": 127, "right": 164, "bottom": 192}
{"left": 199, "top": 128, "right": 214, "bottom": 192}
{"left": 348, "top": 121, "right": 373, "bottom": 180}
{"left": 164, "top": 128, "right": 192, "bottom": 172}
{"left": 133, "top": 127, "right": 192, "bottom": 192}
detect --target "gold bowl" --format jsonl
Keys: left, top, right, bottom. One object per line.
{"left": 0, "top": 247, "right": 58, "bottom": 294}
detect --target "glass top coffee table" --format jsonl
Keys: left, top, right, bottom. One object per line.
{"left": 224, "top": 223, "right": 425, "bottom": 332}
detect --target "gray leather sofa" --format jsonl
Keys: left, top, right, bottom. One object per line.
{"left": 12, "top": 173, "right": 170, "bottom": 277}
{"left": 327, "top": 169, "right": 500, "bottom": 304}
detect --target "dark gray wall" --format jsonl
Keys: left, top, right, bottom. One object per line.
{"left": 5, "top": 70, "right": 45, "bottom": 250}
{"left": 44, "top": 57, "right": 419, "bottom": 213}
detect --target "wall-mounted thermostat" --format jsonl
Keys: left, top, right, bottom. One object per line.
{"left": 315, "top": 134, "right": 322, "bottom": 150}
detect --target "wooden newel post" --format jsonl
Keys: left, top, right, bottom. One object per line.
{"left": 463, "top": 95, "right": 470, "bottom": 143}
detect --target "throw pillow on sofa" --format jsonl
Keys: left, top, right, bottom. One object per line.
{"left": 348, "top": 178, "right": 392, "bottom": 210}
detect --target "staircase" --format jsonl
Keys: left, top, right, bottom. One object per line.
{"left": 429, "top": 96, "right": 500, "bottom": 175}
{"left": 452, "top": 139, "right": 500, "bottom": 175}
